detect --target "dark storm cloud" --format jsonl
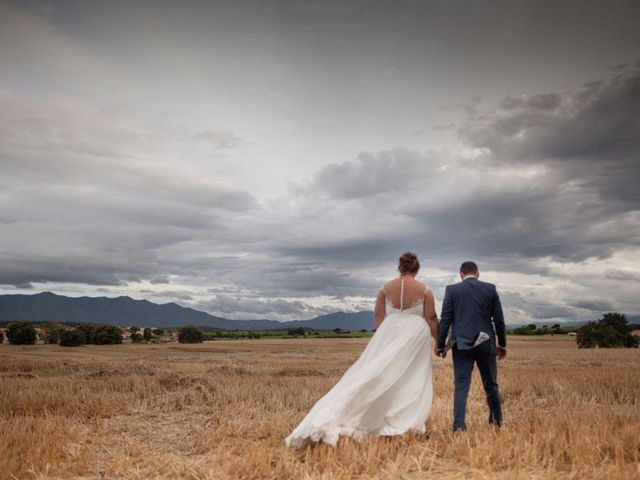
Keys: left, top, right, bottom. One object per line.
{"left": 459, "top": 67, "right": 640, "bottom": 204}
{"left": 407, "top": 185, "right": 640, "bottom": 263}
{"left": 285, "top": 68, "right": 640, "bottom": 269}
{"left": 287, "top": 152, "right": 637, "bottom": 269}
{"left": 0, "top": 254, "right": 147, "bottom": 287}
{"left": 604, "top": 269, "right": 640, "bottom": 282}
{"left": 572, "top": 299, "right": 617, "bottom": 312}
{"left": 195, "top": 256, "right": 380, "bottom": 299}
{"left": 450, "top": 69, "right": 640, "bottom": 263}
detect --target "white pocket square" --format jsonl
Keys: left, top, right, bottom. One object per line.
{"left": 474, "top": 331, "right": 490, "bottom": 346}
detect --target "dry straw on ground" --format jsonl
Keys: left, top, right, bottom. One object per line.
{"left": 1, "top": 336, "right": 639, "bottom": 479}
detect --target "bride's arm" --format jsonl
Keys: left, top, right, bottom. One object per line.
{"left": 423, "top": 289, "right": 439, "bottom": 339}
{"left": 374, "top": 289, "right": 386, "bottom": 329}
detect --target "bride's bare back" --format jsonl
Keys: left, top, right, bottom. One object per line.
{"left": 374, "top": 274, "right": 439, "bottom": 338}
{"left": 382, "top": 276, "right": 429, "bottom": 310}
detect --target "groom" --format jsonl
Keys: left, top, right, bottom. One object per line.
{"left": 435, "top": 261, "right": 507, "bottom": 431}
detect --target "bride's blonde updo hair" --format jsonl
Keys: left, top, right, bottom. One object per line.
{"left": 398, "top": 252, "right": 420, "bottom": 274}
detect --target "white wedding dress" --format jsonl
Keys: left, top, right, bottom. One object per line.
{"left": 285, "top": 279, "right": 433, "bottom": 448}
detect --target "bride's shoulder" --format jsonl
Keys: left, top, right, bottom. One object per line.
{"left": 380, "top": 278, "right": 398, "bottom": 292}
{"left": 416, "top": 279, "right": 432, "bottom": 293}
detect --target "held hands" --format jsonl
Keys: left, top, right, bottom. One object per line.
{"left": 497, "top": 346, "right": 507, "bottom": 360}
{"left": 433, "top": 346, "right": 445, "bottom": 358}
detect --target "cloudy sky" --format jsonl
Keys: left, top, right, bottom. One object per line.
{"left": 1, "top": 0, "right": 639, "bottom": 323}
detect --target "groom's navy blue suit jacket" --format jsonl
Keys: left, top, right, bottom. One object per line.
{"left": 437, "top": 277, "right": 506, "bottom": 350}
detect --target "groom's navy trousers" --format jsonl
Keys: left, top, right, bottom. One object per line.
{"left": 438, "top": 277, "right": 506, "bottom": 431}
{"left": 452, "top": 341, "right": 502, "bottom": 430}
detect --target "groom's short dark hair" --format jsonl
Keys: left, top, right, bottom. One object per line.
{"left": 460, "top": 261, "right": 478, "bottom": 275}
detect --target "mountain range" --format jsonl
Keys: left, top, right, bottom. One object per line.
{"left": 0, "top": 292, "right": 374, "bottom": 331}
{"left": 1, "top": 292, "right": 635, "bottom": 331}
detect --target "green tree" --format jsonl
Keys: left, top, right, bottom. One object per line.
{"left": 152, "top": 328, "right": 165, "bottom": 335}
{"left": 59, "top": 329, "right": 85, "bottom": 347}
{"left": 287, "top": 327, "right": 306, "bottom": 336}
{"left": 576, "top": 322, "right": 598, "bottom": 348}
{"left": 0, "top": 329, "right": 4, "bottom": 343}
{"left": 143, "top": 328, "right": 152, "bottom": 341}
{"left": 76, "top": 323, "right": 97, "bottom": 344}
{"left": 576, "top": 313, "right": 639, "bottom": 348}
{"left": 595, "top": 325, "right": 626, "bottom": 348}
{"left": 94, "top": 325, "right": 123, "bottom": 345}
{"left": 178, "top": 324, "right": 204, "bottom": 343}
{"left": 6, "top": 322, "right": 37, "bottom": 345}
{"left": 129, "top": 326, "right": 142, "bottom": 343}
{"left": 512, "top": 324, "right": 542, "bottom": 335}
{"left": 44, "top": 321, "right": 61, "bottom": 344}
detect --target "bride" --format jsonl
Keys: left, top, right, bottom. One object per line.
{"left": 285, "top": 252, "right": 439, "bottom": 448}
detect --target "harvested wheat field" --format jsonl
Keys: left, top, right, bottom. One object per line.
{"left": 1, "top": 336, "right": 639, "bottom": 480}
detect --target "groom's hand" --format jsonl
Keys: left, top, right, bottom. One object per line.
{"left": 497, "top": 346, "right": 507, "bottom": 360}
{"left": 434, "top": 346, "right": 444, "bottom": 357}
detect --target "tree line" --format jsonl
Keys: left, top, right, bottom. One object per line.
{"left": 576, "top": 313, "right": 639, "bottom": 348}
{"left": 507, "top": 313, "right": 638, "bottom": 348}
{"left": 0, "top": 322, "right": 206, "bottom": 346}
{"left": 509, "top": 323, "right": 576, "bottom": 335}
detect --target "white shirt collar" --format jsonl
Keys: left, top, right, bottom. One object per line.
{"left": 462, "top": 274, "right": 478, "bottom": 281}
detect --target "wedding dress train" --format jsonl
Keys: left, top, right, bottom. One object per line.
{"left": 285, "top": 280, "right": 433, "bottom": 448}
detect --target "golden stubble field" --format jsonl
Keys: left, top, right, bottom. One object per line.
{"left": 1, "top": 336, "right": 639, "bottom": 480}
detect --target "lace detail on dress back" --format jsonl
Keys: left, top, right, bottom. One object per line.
{"left": 382, "top": 278, "right": 427, "bottom": 317}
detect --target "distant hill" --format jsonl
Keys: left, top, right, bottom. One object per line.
{"left": 0, "top": 292, "right": 374, "bottom": 331}
{"left": 4, "top": 292, "right": 629, "bottom": 332}
{"left": 251, "top": 311, "right": 375, "bottom": 331}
